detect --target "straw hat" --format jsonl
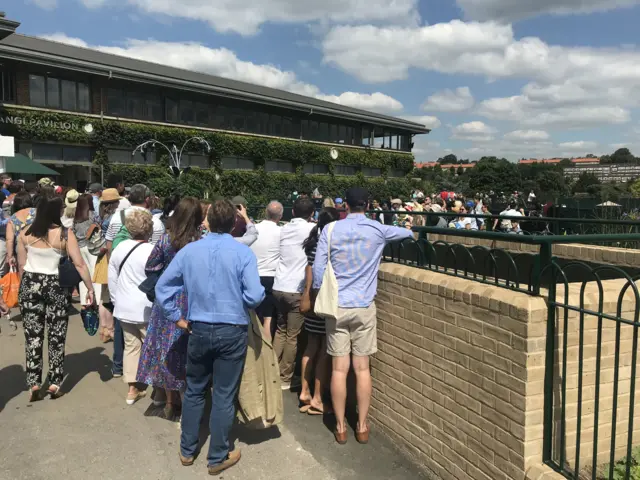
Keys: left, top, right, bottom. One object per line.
{"left": 65, "top": 189, "right": 79, "bottom": 208}
{"left": 100, "top": 188, "right": 122, "bottom": 203}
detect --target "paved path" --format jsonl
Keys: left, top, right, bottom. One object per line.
{"left": 0, "top": 311, "right": 428, "bottom": 480}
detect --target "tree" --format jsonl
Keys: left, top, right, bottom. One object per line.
{"left": 586, "top": 153, "right": 597, "bottom": 158}
{"left": 572, "top": 172, "right": 601, "bottom": 195}
{"left": 449, "top": 166, "right": 456, "bottom": 175}
{"left": 457, "top": 166, "right": 465, "bottom": 176}
{"left": 630, "top": 178, "right": 640, "bottom": 198}
{"left": 611, "top": 148, "right": 634, "bottom": 164}
{"left": 558, "top": 158, "right": 573, "bottom": 169}
{"left": 438, "top": 153, "right": 458, "bottom": 164}
{"left": 466, "top": 157, "right": 522, "bottom": 195}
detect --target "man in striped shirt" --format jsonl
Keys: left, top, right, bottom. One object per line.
{"left": 105, "top": 184, "right": 165, "bottom": 252}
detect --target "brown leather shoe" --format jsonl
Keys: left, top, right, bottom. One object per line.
{"left": 208, "top": 449, "right": 241, "bottom": 475}
{"left": 179, "top": 452, "right": 194, "bottom": 466}
{"left": 334, "top": 428, "right": 348, "bottom": 445}
{"left": 355, "top": 423, "right": 369, "bottom": 444}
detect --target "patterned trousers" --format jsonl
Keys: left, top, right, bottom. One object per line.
{"left": 19, "top": 272, "right": 71, "bottom": 388}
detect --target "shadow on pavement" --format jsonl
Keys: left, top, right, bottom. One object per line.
{"left": 0, "top": 364, "right": 26, "bottom": 413}
{"left": 62, "top": 346, "right": 113, "bottom": 393}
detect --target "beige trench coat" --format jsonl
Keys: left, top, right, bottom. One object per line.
{"left": 236, "top": 311, "right": 283, "bottom": 428}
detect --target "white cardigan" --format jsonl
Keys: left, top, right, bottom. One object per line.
{"left": 108, "top": 239, "right": 154, "bottom": 324}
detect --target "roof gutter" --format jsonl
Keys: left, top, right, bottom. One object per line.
{"left": 0, "top": 45, "right": 429, "bottom": 134}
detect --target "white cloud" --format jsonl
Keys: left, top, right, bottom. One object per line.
{"left": 504, "top": 130, "right": 550, "bottom": 141}
{"left": 321, "top": 20, "right": 640, "bottom": 133}
{"left": 40, "top": 33, "right": 404, "bottom": 114}
{"left": 456, "top": 0, "right": 640, "bottom": 22}
{"left": 558, "top": 141, "right": 598, "bottom": 150}
{"left": 29, "top": 0, "right": 57, "bottom": 9}
{"left": 421, "top": 87, "right": 474, "bottom": 112}
{"left": 451, "top": 121, "right": 496, "bottom": 142}
{"left": 317, "top": 92, "right": 402, "bottom": 112}
{"left": 401, "top": 115, "right": 442, "bottom": 129}
{"left": 81, "top": 0, "right": 420, "bottom": 36}
{"left": 477, "top": 95, "right": 631, "bottom": 128}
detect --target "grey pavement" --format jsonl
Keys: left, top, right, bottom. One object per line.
{"left": 0, "top": 311, "right": 428, "bottom": 480}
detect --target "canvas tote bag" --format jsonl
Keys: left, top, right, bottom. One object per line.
{"left": 314, "top": 222, "right": 339, "bottom": 320}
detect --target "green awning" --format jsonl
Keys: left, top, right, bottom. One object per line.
{"left": 1, "top": 153, "right": 59, "bottom": 175}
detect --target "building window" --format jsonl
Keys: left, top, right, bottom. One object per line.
{"left": 361, "top": 127, "right": 371, "bottom": 146}
{"left": 335, "top": 165, "right": 358, "bottom": 176}
{"left": 180, "top": 100, "right": 195, "bottom": 125}
{"left": 61, "top": 79, "right": 77, "bottom": 110}
{"left": 183, "top": 154, "right": 209, "bottom": 168}
{"left": 165, "top": 98, "right": 178, "bottom": 123}
{"left": 221, "top": 156, "right": 254, "bottom": 170}
{"left": 0, "top": 67, "right": 15, "bottom": 103}
{"left": 303, "top": 164, "right": 329, "bottom": 175}
{"left": 29, "top": 75, "right": 46, "bottom": 107}
{"left": 362, "top": 167, "right": 381, "bottom": 177}
{"left": 195, "top": 103, "right": 209, "bottom": 126}
{"left": 29, "top": 74, "right": 90, "bottom": 112}
{"left": 107, "top": 88, "right": 125, "bottom": 116}
{"left": 107, "top": 148, "right": 155, "bottom": 165}
{"left": 266, "top": 160, "right": 294, "bottom": 173}
{"left": 388, "top": 169, "right": 406, "bottom": 178}
{"left": 32, "top": 144, "right": 92, "bottom": 163}
{"left": 400, "top": 135, "right": 411, "bottom": 151}
{"left": 46, "top": 77, "right": 60, "bottom": 108}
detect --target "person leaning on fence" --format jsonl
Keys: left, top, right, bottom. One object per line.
{"left": 312, "top": 187, "right": 414, "bottom": 445}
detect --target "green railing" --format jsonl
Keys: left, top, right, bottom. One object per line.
{"left": 386, "top": 227, "right": 640, "bottom": 480}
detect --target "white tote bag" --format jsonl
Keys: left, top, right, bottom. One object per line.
{"left": 314, "top": 222, "right": 339, "bottom": 320}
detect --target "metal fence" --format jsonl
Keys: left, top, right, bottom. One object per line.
{"left": 384, "top": 227, "right": 640, "bottom": 480}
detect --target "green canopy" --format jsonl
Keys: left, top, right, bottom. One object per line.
{"left": 1, "top": 153, "right": 59, "bottom": 175}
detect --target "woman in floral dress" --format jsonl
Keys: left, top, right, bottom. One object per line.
{"left": 136, "top": 197, "right": 203, "bottom": 420}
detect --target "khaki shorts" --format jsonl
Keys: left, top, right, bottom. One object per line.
{"left": 326, "top": 303, "right": 377, "bottom": 357}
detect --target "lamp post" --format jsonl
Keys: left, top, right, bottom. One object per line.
{"left": 132, "top": 136, "right": 211, "bottom": 177}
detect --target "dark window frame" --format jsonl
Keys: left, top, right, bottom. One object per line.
{"left": 29, "top": 73, "right": 90, "bottom": 112}
{"left": 0, "top": 66, "right": 16, "bottom": 103}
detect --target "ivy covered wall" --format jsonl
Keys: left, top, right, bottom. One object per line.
{"left": 0, "top": 107, "right": 418, "bottom": 202}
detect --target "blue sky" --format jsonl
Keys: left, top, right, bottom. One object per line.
{"left": 7, "top": 0, "right": 640, "bottom": 162}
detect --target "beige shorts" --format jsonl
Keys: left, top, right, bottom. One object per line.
{"left": 326, "top": 303, "right": 377, "bottom": 357}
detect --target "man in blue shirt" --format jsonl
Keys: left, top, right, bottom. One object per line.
{"left": 156, "top": 199, "right": 265, "bottom": 476}
{"left": 313, "top": 188, "right": 413, "bottom": 445}
{"left": 0, "top": 174, "right": 10, "bottom": 197}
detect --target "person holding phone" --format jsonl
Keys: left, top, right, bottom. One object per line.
{"left": 230, "top": 196, "right": 258, "bottom": 246}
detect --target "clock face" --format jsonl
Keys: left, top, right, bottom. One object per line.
{"left": 83, "top": 123, "right": 94, "bottom": 134}
{"left": 330, "top": 148, "right": 339, "bottom": 160}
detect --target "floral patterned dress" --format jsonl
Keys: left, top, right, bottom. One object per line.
{"left": 136, "top": 233, "right": 188, "bottom": 391}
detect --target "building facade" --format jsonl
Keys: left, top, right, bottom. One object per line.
{"left": 0, "top": 14, "right": 428, "bottom": 190}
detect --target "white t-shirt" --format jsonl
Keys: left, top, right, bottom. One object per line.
{"left": 108, "top": 239, "right": 154, "bottom": 324}
{"left": 117, "top": 198, "right": 131, "bottom": 211}
{"left": 251, "top": 220, "right": 282, "bottom": 277}
{"left": 105, "top": 205, "right": 165, "bottom": 244}
{"left": 499, "top": 208, "right": 522, "bottom": 230}
{"left": 273, "top": 218, "right": 314, "bottom": 294}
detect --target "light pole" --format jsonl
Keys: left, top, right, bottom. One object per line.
{"left": 132, "top": 136, "right": 211, "bottom": 177}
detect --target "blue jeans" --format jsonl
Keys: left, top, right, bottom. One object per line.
{"left": 180, "top": 322, "right": 248, "bottom": 466}
{"left": 112, "top": 318, "right": 124, "bottom": 375}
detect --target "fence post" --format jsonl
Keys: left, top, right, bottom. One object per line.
{"left": 542, "top": 241, "right": 555, "bottom": 465}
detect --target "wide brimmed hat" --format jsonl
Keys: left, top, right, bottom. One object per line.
{"left": 65, "top": 189, "right": 79, "bottom": 208}
{"left": 38, "top": 177, "right": 54, "bottom": 186}
{"left": 100, "top": 188, "right": 122, "bottom": 203}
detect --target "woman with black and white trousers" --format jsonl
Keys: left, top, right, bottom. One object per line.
{"left": 17, "top": 196, "right": 94, "bottom": 401}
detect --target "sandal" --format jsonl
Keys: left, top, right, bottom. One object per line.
{"left": 47, "top": 385, "right": 64, "bottom": 400}
{"left": 28, "top": 387, "right": 42, "bottom": 403}
{"left": 307, "top": 406, "right": 326, "bottom": 416}
{"left": 299, "top": 403, "right": 311, "bottom": 413}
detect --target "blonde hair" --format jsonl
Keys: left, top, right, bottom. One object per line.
{"left": 124, "top": 209, "right": 153, "bottom": 241}
{"left": 323, "top": 197, "right": 335, "bottom": 208}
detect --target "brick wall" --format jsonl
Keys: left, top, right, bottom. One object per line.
{"left": 372, "top": 263, "right": 640, "bottom": 480}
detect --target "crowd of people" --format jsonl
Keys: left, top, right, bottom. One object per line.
{"left": 1, "top": 173, "right": 417, "bottom": 475}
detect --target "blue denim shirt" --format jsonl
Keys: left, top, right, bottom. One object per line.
{"left": 312, "top": 213, "right": 413, "bottom": 308}
{"left": 155, "top": 233, "right": 265, "bottom": 325}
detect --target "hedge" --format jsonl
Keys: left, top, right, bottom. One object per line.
{"left": 0, "top": 107, "right": 417, "bottom": 201}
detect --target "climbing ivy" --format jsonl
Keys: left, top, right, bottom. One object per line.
{"left": 0, "top": 106, "right": 417, "bottom": 201}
